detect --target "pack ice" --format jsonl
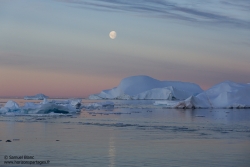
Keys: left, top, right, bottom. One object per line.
{"left": 89, "top": 75, "right": 203, "bottom": 100}
{"left": 155, "top": 81, "right": 250, "bottom": 109}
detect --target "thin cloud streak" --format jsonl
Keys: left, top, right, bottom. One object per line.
{"left": 56, "top": 0, "right": 250, "bottom": 28}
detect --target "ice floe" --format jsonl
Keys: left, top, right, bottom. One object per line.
{"left": 89, "top": 75, "right": 203, "bottom": 100}
{"left": 155, "top": 81, "right": 250, "bottom": 109}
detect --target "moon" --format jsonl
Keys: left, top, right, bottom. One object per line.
{"left": 109, "top": 31, "right": 117, "bottom": 39}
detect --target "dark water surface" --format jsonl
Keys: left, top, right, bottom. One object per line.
{"left": 0, "top": 99, "right": 250, "bottom": 167}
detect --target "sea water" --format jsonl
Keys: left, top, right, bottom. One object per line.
{"left": 0, "top": 98, "right": 250, "bottom": 167}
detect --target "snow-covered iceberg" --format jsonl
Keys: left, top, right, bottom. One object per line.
{"left": 155, "top": 81, "right": 250, "bottom": 109}
{"left": 0, "top": 99, "right": 82, "bottom": 114}
{"left": 24, "top": 93, "right": 49, "bottom": 100}
{"left": 89, "top": 75, "right": 203, "bottom": 100}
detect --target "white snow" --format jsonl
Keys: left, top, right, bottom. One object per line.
{"left": 89, "top": 75, "right": 203, "bottom": 100}
{"left": 24, "top": 93, "right": 49, "bottom": 100}
{"left": 155, "top": 81, "right": 250, "bottom": 109}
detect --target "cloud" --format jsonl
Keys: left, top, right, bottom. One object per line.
{"left": 56, "top": 0, "right": 250, "bottom": 28}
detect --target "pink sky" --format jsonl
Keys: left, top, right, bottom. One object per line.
{"left": 1, "top": 65, "right": 248, "bottom": 98}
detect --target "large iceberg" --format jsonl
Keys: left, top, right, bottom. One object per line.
{"left": 24, "top": 93, "right": 49, "bottom": 100}
{"left": 89, "top": 75, "right": 203, "bottom": 100}
{"left": 155, "top": 81, "right": 250, "bottom": 109}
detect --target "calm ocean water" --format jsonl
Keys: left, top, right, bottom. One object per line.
{"left": 0, "top": 98, "right": 250, "bottom": 167}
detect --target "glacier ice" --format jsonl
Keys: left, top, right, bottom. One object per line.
{"left": 89, "top": 75, "right": 203, "bottom": 100}
{"left": 154, "top": 81, "right": 250, "bottom": 109}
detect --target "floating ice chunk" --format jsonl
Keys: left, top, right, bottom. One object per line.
{"left": 0, "top": 98, "right": 81, "bottom": 115}
{"left": 82, "top": 101, "right": 114, "bottom": 110}
{"left": 5, "top": 100, "right": 20, "bottom": 109}
{"left": 35, "top": 103, "right": 79, "bottom": 114}
{"left": 69, "top": 99, "right": 82, "bottom": 109}
{"left": 34, "top": 98, "right": 82, "bottom": 114}
{"left": 41, "top": 98, "right": 81, "bottom": 108}
{"left": 24, "top": 93, "right": 49, "bottom": 100}
{"left": 0, "top": 100, "right": 20, "bottom": 114}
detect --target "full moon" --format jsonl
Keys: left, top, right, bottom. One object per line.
{"left": 109, "top": 31, "right": 117, "bottom": 39}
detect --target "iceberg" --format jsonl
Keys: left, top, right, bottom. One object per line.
{"left": 24, "top": 93, "right": 49, "bottom": 100}
{"left": 0, "top": 99, "right": 82, "bottom": 114}
{"left": 155, "top": 81, "right": 250, "bottom": 109}
{"left": 89, "top": 75, "right": 203, "bottom": 100}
